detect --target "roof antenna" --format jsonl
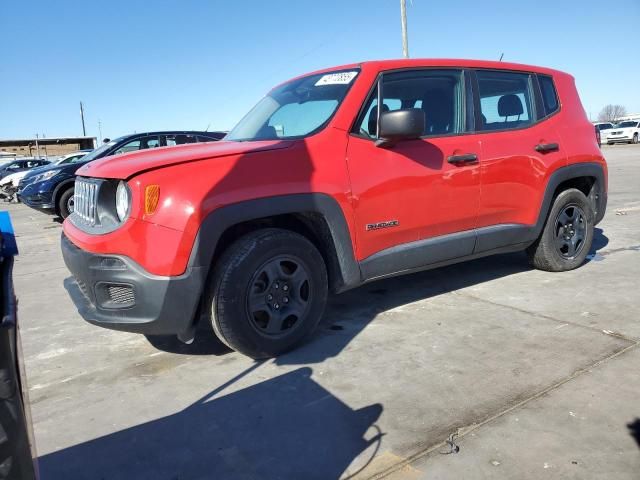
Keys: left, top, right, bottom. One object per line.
{"left": 204, "top": 123, "right": 210, "bottom": 132}
{"left": 499, "top": 53, "right": 504, "bottom": 61}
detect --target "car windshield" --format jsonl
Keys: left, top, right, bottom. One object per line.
{"left": 80, "top": 138, "right": 122, "bottom": 162}
{"left": 617, "top": 121, "right": 638, "bottom": 128}
{"left": 226, "top": 69, "right": 359, "bottom": 141}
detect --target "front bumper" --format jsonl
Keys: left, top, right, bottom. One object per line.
{"left": 61, "top": 233, "right": 206, "bottom": 336}
{"left": 19, "top": 183, "right": 54, "bottom": 211}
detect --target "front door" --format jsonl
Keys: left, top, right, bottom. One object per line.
{"left": 346, "top": 69, "right": 481, "bottom": 267}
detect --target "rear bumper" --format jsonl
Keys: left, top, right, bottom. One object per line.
{"left": 61, "top": 233, "right": 206, "bottom": 336}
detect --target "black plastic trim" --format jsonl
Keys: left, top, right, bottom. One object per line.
{"left": 188, "top": 193, "right": 362, "bottom": 293}
{"left": 62, "top": 234, "right": 206, "bottom": 336}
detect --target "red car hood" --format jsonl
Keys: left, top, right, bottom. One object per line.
{"left": 77, "top": 140, "right": 294, "bottom": 179}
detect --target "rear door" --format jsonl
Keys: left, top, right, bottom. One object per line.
{"left": 473, "top": 69, "right": 566, "bottom": 252}
{"left": 346, "top": 68, "right": 481, "bottom": 262}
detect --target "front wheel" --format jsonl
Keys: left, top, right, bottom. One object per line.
{"left": 58, "top": 188, "right": 74, "bottom": 219}
{"left": 527, "top": 188, "right": 594, "bottom": 272}
{"left": 208, "top": 228, "right": 328, "bottom": 359}
{"left": 632, "top": 133, "right": 639, "bottom": 144}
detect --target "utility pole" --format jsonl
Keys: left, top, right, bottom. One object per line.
{"left": 400, "top": 0, "right": 409, "bottom": 58}
{"left": 98, "top": 120, "right": 103, "bottom": 144}
{"left": 80, "top": 101, "right": 86, "bottom": 136}
{"left": 35, "top": 133, "right": 40, "bottom": 159}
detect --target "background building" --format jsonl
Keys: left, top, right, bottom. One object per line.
{"left": 0, "top": 136, "right": 96, "bottom": 158}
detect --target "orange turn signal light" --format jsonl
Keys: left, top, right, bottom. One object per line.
{"left": 144, "top": 185, "right": 160, "bottom": 215}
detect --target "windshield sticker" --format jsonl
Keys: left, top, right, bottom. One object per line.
{"left": 315, "top": 71, "right": 358, "bottom": 86}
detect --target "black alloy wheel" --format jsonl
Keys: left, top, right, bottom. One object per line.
{"left": 554, "top": 204, "right": 587, "bottom": 259}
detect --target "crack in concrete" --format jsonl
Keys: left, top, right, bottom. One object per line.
{"left": 370, "top": 341, "right": 639, "bottom": 480}
{"left": 453, "top": 290, "right": 638, "bottom": 343}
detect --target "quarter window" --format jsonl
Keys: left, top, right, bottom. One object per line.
{"left": 476, "top": 70, "right": 533, "bottom": 131}
{"left": 538, "top": 75, "right": 559, "bottom": 116}
{"left": 354, "top": 69, "right": 464, "bottom": 138}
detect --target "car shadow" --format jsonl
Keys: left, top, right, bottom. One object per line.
{"left": 37, "top": 365, "right": 384, "bottom": 480}
{"left": 586, "top": 227, "right": 609, "bottom": 258}
{"left": 628, "top": 418, "right": 640, "bottom": 449}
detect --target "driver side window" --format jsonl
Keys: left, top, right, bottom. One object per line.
{"left": 353, "top": 69, "right": 464, "bottom": 139}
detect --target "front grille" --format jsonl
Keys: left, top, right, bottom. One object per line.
{"left": 74, "top": 178, "right": 99, "bottom": 225}
{"left": 107, "top": 285, "right": 135, "bottom": 305}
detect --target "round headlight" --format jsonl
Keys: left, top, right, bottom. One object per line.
{"left": 115, "top": 181, "right": 130, "bottom": 221}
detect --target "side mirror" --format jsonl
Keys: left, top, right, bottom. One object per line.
{"left": 376, "top": 109, "right": 425, "bottom": 148}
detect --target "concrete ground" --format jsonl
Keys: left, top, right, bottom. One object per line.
{"left": 8, "top": 145, "right": 640, "bottom": 479}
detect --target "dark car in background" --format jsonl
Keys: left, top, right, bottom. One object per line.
{"left": 19, "top": 131, "right": 225, "bottom": 218}
{"left": 0, "top": 159, "right": 49, "bottom": 180}
{"left": 0, "top": 212, "right": 38, "bottom": 480}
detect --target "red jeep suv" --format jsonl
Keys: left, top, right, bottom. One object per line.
{"left": 62, "top": 59, "right": 607, "bottom": 358}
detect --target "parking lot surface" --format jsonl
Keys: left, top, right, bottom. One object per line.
{"left": 11, "top": 145, "right": 640, "bottom": 479}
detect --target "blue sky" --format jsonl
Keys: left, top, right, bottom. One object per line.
{"left": 1, "top": 0, "right": 638, "bottom": 140}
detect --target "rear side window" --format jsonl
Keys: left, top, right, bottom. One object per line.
{"left": 538, "top": 75, "right": 559, "bottom": 116}
{"left": 476, "top": 70, "right": 533, "bottom": 131}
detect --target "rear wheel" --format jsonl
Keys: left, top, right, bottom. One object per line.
{"left": 527, "top": 188, "right": 594, "bottom": 272}
{"left": 208, "top": 228, "right": 328, "bottom": 358}
{"left": 632, "top": 133, "right": 639, "bottom": 144}
{"left": 58, "top": 187, "right": 74, "bottom": 219}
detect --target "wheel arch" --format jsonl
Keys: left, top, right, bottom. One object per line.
{"left": 189, "top": 194, "right": 362, "bottom": 294}
{"left": 536, "top": 162, "right": 607, "bottom": 237}
{"left": 52, "top": 178, "right": 75, "bottom": 216}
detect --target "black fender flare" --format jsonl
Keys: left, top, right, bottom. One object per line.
{"left": 188, "top": 193, "right": 362, "bottom": 292}
{"left": 535, "top": 162, "right": 607, "bottom": 236}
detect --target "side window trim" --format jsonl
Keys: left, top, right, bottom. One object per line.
{"left": 462, "top": 69, "right": 476, "bottom": 133}
{"left": 536, "top": 74, "right": 560, "bottom": 119}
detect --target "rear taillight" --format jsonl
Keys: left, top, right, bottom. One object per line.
{"left": 595, "top": 126, "right": 601, "bottom": 146}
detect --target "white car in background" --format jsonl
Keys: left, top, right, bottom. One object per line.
{"left": 594, "top": 122, "right": 616, "bottom": 145}
{"left": 606, "top": 120, "right": 640, "bottom": 145}
{"left": 0, "top": 151, "right": 89, "bottom": 189}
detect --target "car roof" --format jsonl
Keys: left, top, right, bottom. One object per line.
{"left": 286, "top": 58, "right": 568, "bottom": 82}
{"left": 117, "top": 130, "right": 225, "bottom": 139}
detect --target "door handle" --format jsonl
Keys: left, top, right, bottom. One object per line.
{"left": 447, "top": 153, "right": 478, "bottom": 166}
{"left": 534, "top": 142, "right": 559, "bottom": 153}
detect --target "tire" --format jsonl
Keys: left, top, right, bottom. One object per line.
{"left": 57, "top": 187, "right": 74, "bottom": 219}
{"left": 527, "top": 188, "right": 594, "bottom": 272}
{"left": 207, "top": 228, "right": 328, "bottom": 358}
{"left": 607, "top": 142, "right": 613, "bottom": 146}
{"left": 632, "top": 133, "right": 639, "bottom": 144}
